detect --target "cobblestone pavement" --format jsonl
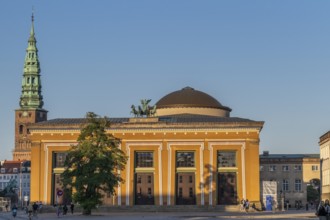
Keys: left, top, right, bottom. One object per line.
{"left": 0, "top": 209, "right": 318, "bottom": 220}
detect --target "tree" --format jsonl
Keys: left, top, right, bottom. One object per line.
{"left": 61, "top": 112, "right": 127, "bottom": 215}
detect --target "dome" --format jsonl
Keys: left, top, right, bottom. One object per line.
{"left": 156, "top": 87, "right": 231, "bottom": 117}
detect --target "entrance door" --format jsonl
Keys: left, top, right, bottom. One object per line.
{"left": 176, "top": 173, "right": 196, "bottom": 205}
{"left": 217, "top": 172, "right": 237, "bottom": 205}
{"left": 134, "top": 173, "right": 154, "bottom": 205}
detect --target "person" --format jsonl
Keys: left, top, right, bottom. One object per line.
{"left": 57, "top": 204, "right": 63, "bottom": 217}
{"left": 240, "top": 199, "right": 245, "bottom": 211}
{"left": 70, "top": 202, "right": 74, "bottom": 214}
{"left": 325, "top": 199, "right": 330, "bottom": 220}
{"left": 271, "top": 199, "right": 277, "bottom": 213}
{"left": 38, "top": 201, "right": 43, "bottom": 213}
{"left": 63, "top": 204, "right": 68, "bottom": 215}
{"left": 316, "top": 201, "right": 327, "bottom": 220}
{"left": 27, "top": 203, "right": 33, "bottom": 220}
{"left": 12, "top": 204, "right": 17, "bottom": 218}
{"left": 245, "top": 199, "right": 250, "bottom": 213}
{"left": 5, "top": 203, "right": 9, "bottom": 212}
{"left": 32, "top": 202, "right": 38, "bottom": 217}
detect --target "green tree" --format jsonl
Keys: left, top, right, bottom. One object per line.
{"left": 61, "top": 112, "right": 127, "bottom": 215}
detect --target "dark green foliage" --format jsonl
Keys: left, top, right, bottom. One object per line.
{"left": 307, "top": 184, "right": 320, "bottom": 203}
{"left": 61, "top": 112, "right": 127, "bottom": 215}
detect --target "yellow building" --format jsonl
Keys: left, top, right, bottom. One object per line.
{"left": 319, "top": 131, "right": 330, "bottom": 200}
{"left": 17, "top": 16, "right": 264, "bottom": 208}
{"left": 28, "top": 86, "right": 264, "bottom": 207}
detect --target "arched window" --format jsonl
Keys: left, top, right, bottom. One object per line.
{"left": 19, "top": 125, "right": 24, "bottom": 134}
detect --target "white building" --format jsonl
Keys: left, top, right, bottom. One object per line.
{"left": 0, "top": 160, "right": 31, "bottom": 203}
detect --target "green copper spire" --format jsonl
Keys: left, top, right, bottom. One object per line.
{"left": 19, "top": 13, "right": 44, "bottom": 109}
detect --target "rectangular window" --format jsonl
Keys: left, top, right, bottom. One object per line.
{"left": 295, "top": 179, "right": 302, "bottom": 191}
{"left": 54, "top": 152, "right": 68, "bottom": 168}
{"left": 312, "top": 165, "right": 319, "bottom": 171}
{"left": 217, "top": 151, "right": 236, "bottom": 167}
{"left": 13, "top": 168, "right": 18, "bottom": 173}
{"left": 135, "top": 152, "right": 153, "bottom": 168}
{"left": 269, "top": 165, "right": 276, "bottom": 172}
{"left": 294, "top": 165, "right": 302, "bottom": 171}
{"left": 1, "top": 168, "right": 5, "bottom": 173}
{"left": 282, "top": 179, "right": 289, "bottom": 191}
{"left": 282, "top": 165, "right": 289, "bottom": 172}
{"left": 176, "top": 152, "right": 195, "bottom": 167}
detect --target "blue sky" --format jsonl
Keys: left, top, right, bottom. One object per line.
{"left": 1, "top": 1, "right": 330, "bottom": 160}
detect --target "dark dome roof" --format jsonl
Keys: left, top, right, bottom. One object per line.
{"left": 156, "top": 87, "right": 231, "bottom": 111}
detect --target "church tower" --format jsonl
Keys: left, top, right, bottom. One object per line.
{"left": 13, "top": 13, "right": 48, "bottom": 160}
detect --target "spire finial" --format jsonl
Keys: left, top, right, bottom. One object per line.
{"left": 32, "top": 7, "right": 34, "bottom": 23}
{"left": 30, "top": 7, "right": 35, "bottom": 38}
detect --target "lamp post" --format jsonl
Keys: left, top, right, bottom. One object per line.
{"left": 320, "top": 158, "right": 323, "bottom": 202}
{"left": 19, "top": 162, "right": 23, "bottom": 208}
{"left": 280, "top": 190, "right": 285, "bottom": 211}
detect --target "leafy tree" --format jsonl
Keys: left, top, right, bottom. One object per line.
{"left": 61, "top": 112, "right": 127, "bottom": 215}
{"left": 307, "top": 179, "right": 320, "bottom": 203}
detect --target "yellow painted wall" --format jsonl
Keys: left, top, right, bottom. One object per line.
{"left": 30, "top": 129, "right": 261, "bottom": 206}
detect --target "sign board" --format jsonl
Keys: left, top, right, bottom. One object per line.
{"left": 24, "top": 196, "right": 29, "bottom": 201}
{"left": 57, "top": 190, "right": 63, "bottom": 197}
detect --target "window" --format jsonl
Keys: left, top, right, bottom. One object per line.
{"left": 189, "top": 188, "right": 193, "bottom": 198}
{"left": 135, "top": 152, "right": 153, "bottom": 168}
{"left": 312, "top": 165, "right": 319, "bottom": 171}
{"left": 282, "top": 179, "right": 289, "bottom": 191}
{"left": 54, "top": 153, "right": 68, "bottom": 168}
{"left": 260, "top": 166, "right": 264, "bottom": 171}
{"left": 178, "top": 188, "right": 183, "bottom": 198}
{"left": 176, "top": 152, "right": 195, "bottom": 167}
{"left": 19, "top": 125, "right": 24, "bottom": 134}
{"left": 13, "top": 168, "right": 18, "bottom": 173}
{"left": 294, "top": 165, "right": 302, "bottom": 171}
{"left": 217, "top": 151, "right": 236, "bottom": 167}
{"left": 179, "top": 175, "right": 182, "bottom": 183}
{"left": 147, "top": 175, "right": 151, "bottom": 184}
{"left": 0, "top": 168, "right": 5, "bottom": 173}
{"left": 269, "top": 165, "right": 276, "bottom": 172}
{"left": 282, "top": 165, "right": 289, "bottom": 172}
{"left": 295, "top": 179, "right": 302, "bottom": 191}
{"left": 189, "top": 175, "right": 193, "bottom": 183}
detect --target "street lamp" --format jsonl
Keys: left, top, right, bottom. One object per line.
{"left": 280, "top": 190, "right": 285, "bottom": 211}
{"left": 19, "top": 161, "right": 23, "bottom": 208}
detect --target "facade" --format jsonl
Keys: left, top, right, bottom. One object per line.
{"left": 0, "top": 161, "right": 31, "bottom": 204}
{"left": 260, "top": 151, "right": 320, "bottom": 208}
{"left": 17, "top": 17, "right": 264, "bottom": 207}
{"left": 319, "top": 131, "right": 330, "bottom": 200}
